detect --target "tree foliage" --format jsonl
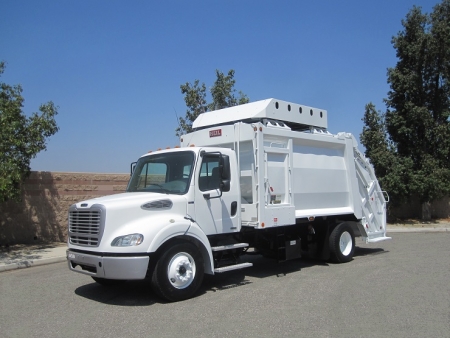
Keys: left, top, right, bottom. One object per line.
{"left": 361, "top": 0, "right": 450, "bottom": 218}
{"left": 176, "top": 69, "right": 249, "bottom": 136}
{"left": 361, "top": 103, "right": 414, "bottom": 205}
{"left": 0, "top": 62, "right": 59, "bottom": 202}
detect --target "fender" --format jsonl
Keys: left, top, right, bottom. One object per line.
{"left": 147, "top": 220, "right": 214, "bottom": 274}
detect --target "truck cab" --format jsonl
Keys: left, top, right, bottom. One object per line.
{"left": 67, "top": 146, "right": 240, "bottom": 301}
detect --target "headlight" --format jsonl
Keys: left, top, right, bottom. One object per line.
{"left": 111, "top": 234, "right": 144, "bottom": 246}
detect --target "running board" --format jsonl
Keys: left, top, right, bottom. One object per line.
{"left": 214, "top": 262, "right": 253, "bottom": 273}
{"left": 367, "top": 236, "right": 392, "bottom": 243}
{"left": 211, "top": 243, "right": 249, "bottom": 252}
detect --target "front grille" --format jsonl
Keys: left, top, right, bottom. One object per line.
{"left": 69, "top": 207, "right": 104, "bottom": 247}
{"left": 69, "top": 210, "right": 101, "bottom": 234}
{"left": 70, "top": 235, "right": 99, "bottom": 246}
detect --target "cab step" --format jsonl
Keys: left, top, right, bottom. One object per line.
{"left": 214, "top": 262, "right": 253, "bottom": 273}
{"left": 211, "top": 243, "right": 249, "bottom": 252}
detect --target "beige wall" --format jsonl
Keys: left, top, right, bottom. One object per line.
{"left": 0, "top": 171, "right": 449, "bottom": 245}
{"left": 0, "top": 171, "right": 129, "bottom": 245}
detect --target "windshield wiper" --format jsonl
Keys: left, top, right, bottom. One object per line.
{"left": 148, "top": 184, "right": 170, "bottom": 194}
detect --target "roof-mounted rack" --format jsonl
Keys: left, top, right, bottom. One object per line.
{"left": 192, "top": 98, "right": 327, "bottom": 131}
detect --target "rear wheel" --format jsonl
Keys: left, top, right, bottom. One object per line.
{"left": 151, "top": 242, "right": 204, "bottom": 302}
{"left": 329, "top": 223, "right": 355, "bottom": 263}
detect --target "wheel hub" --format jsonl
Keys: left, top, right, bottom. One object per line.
{"left": 339, "top": 231, "right": 353, "bottom": 256}
{"left": 167, "top": 252, "right": 196, "bottom": 289}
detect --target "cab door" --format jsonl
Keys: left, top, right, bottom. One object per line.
{"left": 194, "top": 151, "right": 240, "bottom": 235}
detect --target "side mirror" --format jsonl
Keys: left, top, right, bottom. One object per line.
{"left": 130, "top": 162, "right": 137, "bottom": 176}
{"left": 219, "top": 155, "right": 231, "bottom": 192}
{"left": 220, "top": 180, "right": 230, "bottom": 192}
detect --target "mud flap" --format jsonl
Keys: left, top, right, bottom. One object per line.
{"left": 305, "top": 224, "right": 331, "bottom": 260}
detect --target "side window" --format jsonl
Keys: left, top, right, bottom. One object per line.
{"left": 199, "top": 155, "right": 220, "bottom": 191}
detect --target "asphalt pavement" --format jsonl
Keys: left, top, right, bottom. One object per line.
{"left": 2, "top": 232, "right": 449, "bottom": 338}
{"left": 0, "top": 222, "right": 449, "bottom": 273}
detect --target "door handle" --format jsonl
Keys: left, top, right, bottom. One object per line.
{"left": 231, "top": 201, "right": 237, "bottom": 216}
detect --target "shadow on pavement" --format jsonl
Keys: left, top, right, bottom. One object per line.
{"left": 354, "top": 246, "right": 388, "bottom": 257}
{"left": 74, "top": 249, "right": 388, "bottom": 306}
{"left": 199, "top": 254, "right": 326, "bottom": 294}
{"left": 73, "top": 254, "right": 317, "bottom": 306}
{"left": 75, "top": 279, "right": 158, "bottom": 306}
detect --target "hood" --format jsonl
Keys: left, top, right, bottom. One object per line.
{"left": 72, "top": 192, "right": 183, "bottom": 210}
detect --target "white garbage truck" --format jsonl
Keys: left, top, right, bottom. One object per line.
{"left": 67, "top": 98, "right": 390, "bottom": 301}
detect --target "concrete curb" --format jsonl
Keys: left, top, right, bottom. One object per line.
{"left": 387, "top": 227, "right": 450, "bottom": 233}
{"left": 0, "top": 256, "right": 67, "bottom": 273}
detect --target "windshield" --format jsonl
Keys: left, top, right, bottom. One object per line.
{"left": 127, "top": 151, "right": 195, "bottom": 194}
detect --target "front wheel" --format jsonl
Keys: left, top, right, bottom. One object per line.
{"left": 151, "top": 242, "right": 204, "bottom": 302}
{"left": 329, "top": 223, "right": 355, "bottom": 263}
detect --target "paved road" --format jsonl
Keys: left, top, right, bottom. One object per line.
{"left": 0, "top": 233, "right": 449, "bottom": 338}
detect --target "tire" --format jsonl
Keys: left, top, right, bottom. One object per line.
{"left": 91, "top": 277, "right": 126, "bottom": 286}
{"left": 151, "top": 242, "right": 204, "bottom": 302}
{"left": 329, "top": 222, "right": 355, "bottom": 263}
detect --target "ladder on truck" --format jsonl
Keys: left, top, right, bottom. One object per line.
{"left": 211, "top": 243, "right": 253, "bottom": 273}
{"left": 353, "top": 146, "right": 391, "bottom": 243}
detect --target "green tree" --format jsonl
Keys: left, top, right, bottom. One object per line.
{"left": 360, "top": 103, "right": 391, "bottom": 181}
{"left": 176, "top": 69, "right": 249, "bottom": 136}
{"left": 0, "top": 62, "right": 59, "bottom": 202}
{"left": 361, "top": 0, "right": 450, "bottom": 219}
{"left": 360, "top": 103, "right": 414, "bottom": 205}
{"left": 177, "top": 79, "right": 207, "bottom": 137}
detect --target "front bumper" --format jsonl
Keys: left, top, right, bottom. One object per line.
{"left": 67, "top": 249, "right": 150, "bottom": 280}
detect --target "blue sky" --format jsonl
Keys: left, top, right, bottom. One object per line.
{"left": 1, "top": 0, "right": 438, "bottom": 173}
